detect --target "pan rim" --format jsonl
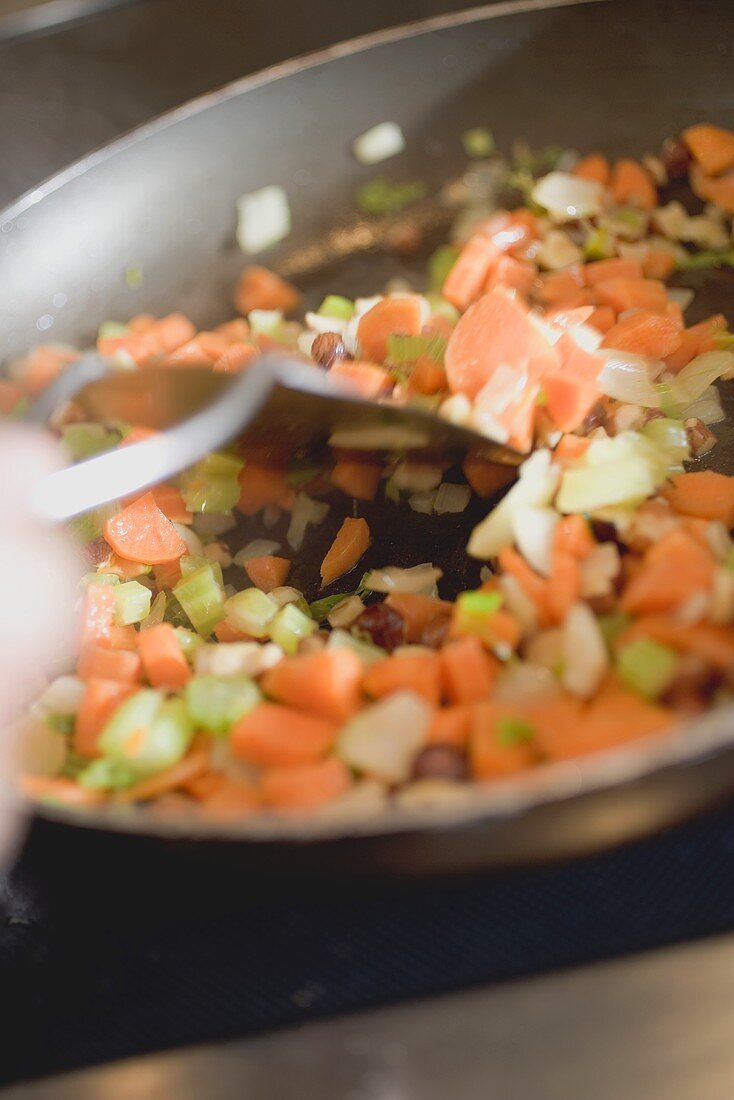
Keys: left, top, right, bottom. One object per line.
{"left": 10, "top": 0, "right": 734, "bottom": 848}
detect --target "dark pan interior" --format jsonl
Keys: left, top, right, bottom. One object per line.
{"left": 4, "top": 0, "right": 734, "bottom": 874}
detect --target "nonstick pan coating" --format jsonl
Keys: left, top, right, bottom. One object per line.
{"left": 4, "top": 0, "right": 734, "bottom": 875}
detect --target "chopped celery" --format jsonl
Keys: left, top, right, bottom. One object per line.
{"left": 248, "top": 309, "right": 284, "bottom": 338}
{"left": 676, "top": 248, "right": 734, "bottom": 272}
{"left": 535, "top": 387, "right": 548, "bottom": 408}
{"left": 62, "top": 423, "right": 121, "bottom": 460}
{"left": 462, "top": 127, "right": 496, "bottom": 158}
{"left": 511, "top": 141, "right": 564, "bottom": 175}
{"left": 163, "top": 594, "right": 192, "bottom": 629}
{"left": 310, "top": 591, "right": 356, "bottom": 622}
{"left": 99, "top": 691, "right": 194, "bottom": 777}
{"left": 224, "top": 588, "right": 278, "bottom": 638}
{"left": 456, "top": 590, "right": 502, "bottom": 619}
{"left": 174, "top": 627, "right": 203, "bottom": 660}
{"left": 496, "top": 715, "right": 535, "bottom": 746}
{"left": 317, "top": 295, "right": 354, "bottom": 320}
{"left": 79, "top": 572, "right": 120, "bottom": 589}
{"left": 655, "top": 381, "right": 683, "bottom": 418}
{"left": 78, "top": 758, "right": 137, "bottom": 791}
{"left": 114, "top": 580, "right": 152, "bottom": 626}
{"left": 598, "top": 613, "right": 632, "bottom": 651}
{"left": 286, "top": 465, "right": 325, "bottom": 487}
{"left": 584, "top": 226, "right": 614, "bottom": 260}
{"left": 268, "top": 603, "right": 316, "bottom": 654}
{"left": 185, "top": 676, "right": 261, "bottom": 735}
{"left": 616, "top": 638, "right": 679, "bottom": 700}
{"left": 386, "top": 332, "right": 447, "bottom": 365}
{"left": 180, "top": 453, "right": 244, "bottom": 514}
{"left": 68, "top": 500, "right": 120, "bottom": 543}
{"left": 424, "top": 293, "right": 460, "bottom": 323}
{"left": 714, "top": 332, "right": 734, "bottom": 350}
{"left": 46, "top": 713, "right": 74, "bottom": 736}
{"left": 354, "top": 177, "right": 428, "bottom": 216}
{"left": 642, "top": 418, "right": 691, "bottom": 472}
{"left": 173, "top": 564, "right": 225, "bottom": 636}
{"left": 428, "top": 245, "right": 460, "bottom": 291}
{"left": 180, "top": 553, "right": 223, "bottom": 587}
{"left": 724, "top": 547, "right": 734, "bottom": 572}
{"left": 327, "top": 628, "right": 385, "bottom": 664}
{"left": 125, "top": 264, "right": 143, "bottom": 289}
{"left": 98, "top": 320, "right": 128, "bottom": 340}
{"left": 140, "top": 591, "right": 167, "bottom": 630}
{"left": 384, "top": 475, "right": 401, "bottom": 504}
{"left": 558, "top": 457, "right": 657, "bottom": 514}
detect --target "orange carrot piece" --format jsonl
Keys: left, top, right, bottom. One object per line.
{"left": 328, "top": 359, "right": 391, "bottom": 398}
{"left": 587, "top": 306, "right": 617, "bottom": 333}
{"left": 574, "top": 153, "right": 610, "bottom": 185}
{"left": 583, "top": 257, "right": 644, "bottom": 286}
{"left": 0, "top": 378, "right": 23, "bottom": 413}
{"left": 477, "top": 208, "right": 540, "bottom": 252}
{"left": 610, "top": 158, "right": 657, "bottom": 209}
{"left": 363, "top": 652, "right": 442, "bottom": 706}
{"left": 216, "top": 318, "right": 251, "bottom": 342}
{"left": 77, "top": 644, "right": 142, "bottom": 684}
{"left": 427, "top": 705, "right": 473, "bottom": 748}
{"left": 213, "top": 342, "right": 259, "bottom": 373}
{"left": 243, "top": 555, "right": 291, "bottom": 593}
{"left": 553, "top": 515, "right": 596, "bottom": 559}
{"left": 682, "top": 123, "right": 734, "bottom": 177}
{"left": 470, "top": 702, "right": 537, "bottom": 779}
{"left": 74, "top": 679, "right": 138, "bottom": 758}
{"left": 79, "top": 585, "right": 138, "bottom": 651}
{"left": 664, "top": 315, "right": 726, "bottom": 372}
{"left": 357, "top": 296, "right": 424, "bottom": 362}
{"left": 616, "top": 617, "right": 734, "bottom": 672}
{"left": 320, "top": 516, "right": 370, "bottom": 587}
{"left": 9, "top": 344, "right": 77, "bottom": 396}
{"left": 689, "top": 164, "right": 734, "bottom": 215}
{"left": 620, "top": 528, "right": 714, "bottom": 615}
{"left": 104, "top": 492, "right": 188, "bottom": 565}
{"left": 536, "top": 268, "right": 585, "bottom": 304}
{"left": 442, "top": 234, "right": 500, "bottom": 310}
{"left": 137, "top": 623, "right": 192, "bottom": 690}
{"left": 213, "top": 621, "right": 253, "bottom": 643}
{"left": 260, "top": 757, "right": 351, "bottom": 811}
{"left": 543, "top": 333, "right": 603, "bottom": 432}
{"left": 123, "top": 484, "right": 192, "bottom": 525}
{"left": 237, "top": 463, "right": 294, "bottom": 515}
{"left": 525, "top": 693, "right": 585, "bottom": 760}
{"left": 230, "top": 703, "right": 338, "bottom": 768}
{"left": 662, "top": 471, "right": 734, "bottom": 527}
{"left": 407, "top": 354, "right": 447, "bottom": 395}
{"left": 330, "top": 458, "right": 382, "bottom": 501}
{"left": 601, "top": 310, "right": 683, "bottom": 358}
{"left": 483, "top": 253, "right": 536, "bottom": 298}
{"left": 462, "top": 453, "right": 517, "bottom": 499}
{"left": 262, "top": 649, "right": 363, "bottom": 724}
{"left": 20, "top": 775, "right": 105, "bottom": 808}
{"left": 554, "top": 433, "right": 591, "bottom": 465}
{"left": 642, "top": 249, "right": 677, "bottom": 280}
{"left": 593, "top": 277, "right": 669, "bottom": 314}
{"left": 441, "top": 636, "right": 497, "bottom": 704}
{"left": 162, "top": 340, "right": 217, "bottom": 369}
{"left": 192, "top": 775, "right": 261, "bottom": 819}
{"left": 234, "top": 265, "right": 301, "bottom": 315}
{"left": 153, "top": 560, "right": 182, "bottom": 591}
{"left": 532, "top": 692, "right": 672, "bottom": 760}
{"left": 545, "top": 551, "right": 581, "bottom": 625}
{"left": 115, "top": 741, "right": 211, "bottom": 804}
{"left": 384, "top": 592, "right": 451, "bottom": 644}
{"left": 97, "top": 552, "right": 154, "bottom": 581}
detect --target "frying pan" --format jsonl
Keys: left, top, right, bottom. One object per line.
{"left": 3, "top": 0, "right": 734, "bottom": 878}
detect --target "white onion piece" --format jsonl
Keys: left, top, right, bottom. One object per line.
{"left": 497, "top": 574, "right": 538, "bottom": 635}
{"left": 535, "top": 228, "right": 583, "bottom": 270}
{"left": 681, "top": 386, "right": 725, "bottom": 425}
{"left": 672, "top": 351, "right": 734, "bottom": 405}
{"left": 298, "top": 332, "right": 316, "bottom": 357}
{"left": 192, "top": 512, "right": 237, "bottom": 539}
{"left": 352, "top": 121, "right": 406, "bottom": 165}
{"left": 511, "top": 506, "right": 559, "bottom": 577}
{"left": 580, "top": 543, "right": 621, "bottom": 598}
{"left": 494, "top": 661, "right": 560, "bottom": 704}
{"left": 392, "top": 460, "right": 444, "bottom": 492}
{"left": 286, "top": 494, "right": 330, "bottom": 551}
{"left": 338, "top": 692, "right": 431, "bottom": 783}
{"left": 195, "top": 642, "right": 282, "bottom": 679}
{"left": 598, "top": 350, "right": 660, "bottom": 407}
{"left": 327, "top": 594, "right": 365, "bottom": 629}
{"left": 440, "top": 393, "right": 472, "bottom": 426}
{"left": 39, "top": 675, "right": 85, "bottom": 716}
{"left": 667, "top": 287, "right": 695, "bottom": 311}
{"left": 363, "top": 563, "right": 442, "bottom": 595}
{"left": 17, "top": 714, "right": 67, "bottom": 777}
{"left": 565, "top": 322, "right": 603, "bottom": 353}
{"left": 468, "top": 450, "right": 559, "bottom": 560}
{"left": 305, "top": 311, "right": 348, "bottom": 336}
{"left": 433, "top": 483, "right": 471, "bottom": 515}
{"left": 236, "top": 185, "right": 291, "bottom": 254}
{"left": 532, "top": 172, "right": 604, "bottom": 221}
{"left": 409, "top": 490, "right": 438, "bottom": 515}
{"left": 233, "top": 539, "right": 281, "bottom": 566}
{"left": 204, "top": 542, "right": 232, "bottom": 568}
{"left": 524, "top": 627, "right": 565, "bottom": 670}
{"left": 174, "top": 523, "right": 204, "bottom": 557}
{"left": 562, "top": 603, "right": 609, "bottom": 699}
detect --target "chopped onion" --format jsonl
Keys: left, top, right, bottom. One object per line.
{"left": 327, "top": 594, "right": 365, "bottom": 629}
{"left": 298, "top": 332, "right": 316, "bottom": 357}
{"left": 305, "top": 311, "right": 348, "bottom": 336}
{"left": 667, "top": 287, "right": 695, "bottom": 311}
{"left": 268, "top": 586, "right": 305, "bottom": 609}
{"left": 363, "top": 563, "right": 443, "bottom": 595}
{"left": 524, "top": 627, "right": 565, "bottom": 671}
{"left": 192, "top": 512, "right": 237, "bottom": 539}
{"left": 468, "top": 449, "right": 559, "bottom": 560}
{"left": 433, "top": 483, "right": 471, "bottom": 515}
{"left": 598, "top": 350, "right": 660, "bottom": 407}
{"left": 233, "top": 539, "right": 281, "bottom": 566}
{"left": 580, "top": 543, "right": 621, "bottom": 598}
{"left": 672, "top": 351, "right": 734, "bottom": 405}
{"left": 17, "top": 714, "right": 67, "bottom": 777}
{"left": 174, "top": 523, "right": 205, "bottom": 557}
{"left": 497, "top": 574, "right": 538, "bottom": 635}
{"left": 236, "top": 185, "right": 291, "bottom": 254}
{"left": 535, "top": 228, "right": 583, "bottom": 270}
{"left": 392, "top": 460, "right": 444, "bottom": 492}
{"left": 352, "top": 121, "right": 405, "bottom": 165}
{"left": 494, "top": 661, "right": 560, "bottom": 704}
{"left": 338, "top": 691, "right": 431, "bottom": 783}
{"left": 562, "top": 603, "right": 609, "bottom": 699}
{"left": 204, "top": 542, "right": 233, "bottom": 568}
{"left": 39, "top": 675, "right": 85, "bottom": 715}
{"left": 286, "top": 494, "right": 330, "bottom": 551}
{"left": 532, "top": 172, "right": 604, "bottom": 221}
{"left": 195, "top": 641, "right": 283, "bottom": 679}
{"left": 681, "top": 385, "right": 725, "bottom": 425}
{"left": 409, "top": 490, "right": 438, "bottom": 515}
{"left": 565, "top": 322, "right": 603, "bottom": 353}
{"left": 439, "top": 393, "right": 472, "bottom": 426}
{"left": 511, "top": 506, "right": 559, "bottom": 577}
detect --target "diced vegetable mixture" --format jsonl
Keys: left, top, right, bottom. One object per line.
{"left": 13, "top": 122, "right": 734, "bottom": 823}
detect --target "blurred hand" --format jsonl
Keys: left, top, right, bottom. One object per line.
{"left": 0, "top": 426, "right": 80, "bottom": 862}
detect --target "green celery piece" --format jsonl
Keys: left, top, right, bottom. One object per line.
{"left": 617, "top": 638, "right": 679, "bottom": 700}
{"left": 327, "top": 628, "right": 385, "bottom": 665}
{"left": 457, "top": 590, "right": 503, "bottom": 617}
{"left": 180, "top": 554, "right": 224, "bottom": 587}
{"left": 99, "top": 690, "right": 194, "bottom": 777}
{"left": 114, "top": 580, "right": 152, "bottom": 626}
{"left": 125, "top": 264, "right": 143, "bottom": 289}
{"left": 225, "top": 588, "right": 278, "bottom": 638}
{"left": 46, "top": 713, "right": 75, "bottom": 736}
{"left": 309, "top": 591, "right": 358, "bottom": 622}
{"left": 62, "top": 423, "right": 121, "bottom": 461}
{"left": 173, "top": 564, "right": 225, "bottom": 636}
{"left": 676, "top": 248, "right": 734, "bottom": 272}
{"left": 180, "top": 453, "right": 244, "bottom": 514}
{"left": 79, "top": 758, "right": 138, "bottom": 791}
{"left": 724, "top": 547, "right": 734, "bottom": 572}
{"left": 428, "top": 246, "right": 460, "bottom": 291}
{"left": 98, "top": 320, "right": 128, "bottom": 340}
{"left": 655, "top": 381, "right": 683, "bottom": 419}
{"left": 557, "top": 458, "right": 657, "bottom": 514}
{"left": 642, "top": 418, "right": 691, "bottom": 472}
{"left": 584, "top": 227, "right": 614, "bottom": 261}
{"left": 185, "top": 676, "right": 261, "bottom": 735}
{"left": 163, "top": 594, "right": 193, "bottom": 629}
{"left": 174, "top": 627, "right": 203, "bottom": 660}
{"left": 287, "top": 465, "right": 325, "bottom": 487}
{"left": 462, "top": 127, "right": 496, "bottom": 158}
{"left": 496, "top": 715, "right": 536, "bottom": 746}
{"left": 68, "top": 500, "right": 120, "bottom": 543}
{"left": 424, "top": 293, "right": 460, "bottom": 323}
{"left": 714, "top": 332, "right": 734, "bottom": 350}
{"left": 79, "top": 572, "right": 120, "bottom": 589}
{"left": 355, "top": 177, "right": 428, "bottom": 216}
{"left": 386, "top": 332, "right": 447, "bottom": 365}
{"left": 268, "top": 603, "right": 316, "bottom": 654}
{"left": 317, "top": 295, "right": 354, "bottom": 320}
{"left": 598, "top": 613, "right": 632, "bottom": 651}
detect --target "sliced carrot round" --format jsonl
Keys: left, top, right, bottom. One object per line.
{"left": 104, "top": 492, "right": 188, "bottom": 565}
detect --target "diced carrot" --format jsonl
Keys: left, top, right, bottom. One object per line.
{"left": 546, "top": 551, "right": 581, "bottom": 624}
{"left": 118, "top": 426, "right": 158, "bottom": 447}
{"left": 543, "top": 305, "right": 595, "bottom": 328}
{"left": 213, "top": 343, "right": 259, "bottom": 373}
{"left": 662, "top": 471, "right": 734, "bottom": 527}
{"left": 191, "top": 775, "right": 261, "bottom": 819}
{"left": 153, "top": 560, "right": 182, "bottom": 591}
{"left": 610, "top": 158, "right": 657, "bottom": 209}
{"left": 470, "top": 702, "right": 537, "bottom": 778}
{"left": 244, "top": 555, "right": 291, "bottom": 592}
{"left": 543, "top": 333, "right": 603, "bottom": 432}
{"left": 330, "top": 457, "right": 382, "bottom": 501}
{"left": 524, "top": 693, "right": 585, "bottom": 760}
{"left": 642, "top": 249, "right": 677, "bottom": 280}
{"left": 213, "top": 621, "right": 253, "bottom": 643}
{"left": 441, "top": 636, "right": 497, "bottom": 704}
{"left": 137, "top": 623, "right": 192, "bottom": 690}
{"left": 115, "top": 740, "right": 212, "bottom": 804}
{"left": 97, "top": 552, "right": 153, "bottom": 581}
{"left": 384, "top": 592, "right": 451, "bottom": 644}
{"left": 0, "top": 378, "right": 23, "bottom": 413}
{"left": 616, "top": 617, "right": 734, "bottom": 671}
{"left": 427, "top": 705, "right": 473, "bottom": 748}
{"left": 328, "top": 359, "right": 391, "bottom": 398}
{"left": 478, "top": 208, "right": 540, "bottom": 252}
{"left": 74, "top": 679, "right": 138, "bottom": 758}
{"left": 155, "top": 314, "right": 197, "bottom": 355}
{"left": 682, "top": 123, "right": 734, "bottom": 177}
{"left": 98, "top": 314, "right": 195, "bottom": 367}
{"left": 553, "top": 515, "right": 596, "bottom": 559}
{"left": 262, "top": 649, "right": 363, "bottom": 723}
{"left": 536, "top": 268, "right": 585, "bottom": 304}
{"left": 450, "top": 603, "right": 522, "bottom": 652}
{"left": 9, "top": 344, "right": 77, "bottom": 396}
{"left": 620, "top": 527, "right": 714, "bottom": 615}
{"left": 20, "top": 775, "right": 105, "bottom": 808}
{"left": 260, "top": 757, "right": 351, "bottom": 811}
{"left": 216, "top": 318, "right": 251, "bottom": 343}
{"left": 407, "top": 354, "right": 447, "bottom": 395}
{"left": 357, "top": 296, "right": 424, "bottom": 362}
{"left": 442, "top": 234, "right": 500, "bottom": 310}
{"left": 531, "top": 691, "right": 672, "bottom": 760}
{"left": 363, "top": 652, "right": 442, "bottom": 706}
{"left": 237, "top": 462, "right": 294, "bottom": 515}
{"left": 583, "top": 258, "right": 644, "bottom": 286}
{"left": 574, "top": 153, "right": 610, "bottom": 185}
{"left": 602, "top": 309, "right": 683, "bottom": 359}
{"left": 689, "top": 165, "right": 734, "bottom": 215}
{"left": 230, "top": 703, "right": 338, "bottom": 767}
{"left": 483, "top": 253, "right": 536, "bottom": 298}
{"left": 79, "top": 584, "right": 138, "bottom": 651}
{"left": 320, "top": 516, "right": 370, "bottom": 587}
{"left": 77, "top": 644, "right": 142, "bottom": 684}
{"left": 104, "top": 492, "right": 188, "bottom": 565}
{"left": 664, "top": 315, "right": 727, "bottom": 372}
{"left": 462, "top": 452, "right": 517, "bottom": 499}
{"left": 123, "top": 484, "right": 192, "bottom": 525}
{"left": 162, "top": 340, "right": 217, "bottom": 369}
{"left": 473, "top": 371, "right": 540, "bottom": 454}
{"left": 593, "top": 277, "right": 669, "bottom": 314}
{"left": 234, "top": 266, "right": 301, "bottom": 315}
{"left": 554, "top": 433, "right": 591, "bottom": 465}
